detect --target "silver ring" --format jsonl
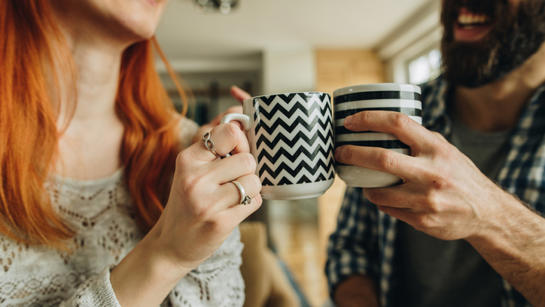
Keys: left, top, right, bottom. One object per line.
{"left": 231, "top": 181, "right": 252, "bottom": 205}
{"left": 202, "top": 131, "right": 218, "bottom": 157}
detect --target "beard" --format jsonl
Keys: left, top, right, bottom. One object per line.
{"left": 441, "top": 0, "right": 545, "bottom": 88}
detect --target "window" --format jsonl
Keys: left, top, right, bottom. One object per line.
{"left": 407, "top": 48, "right": 442, "bottom": 84}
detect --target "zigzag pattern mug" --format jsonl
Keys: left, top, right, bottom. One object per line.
{"left": 222, "top": 92, "right": 335, "bottom": 200}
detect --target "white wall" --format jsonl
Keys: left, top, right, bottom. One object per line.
{"left": 262, "top": 47, "right": 316, "bottom": 94}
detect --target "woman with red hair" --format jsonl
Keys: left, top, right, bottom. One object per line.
{"left": 0, "top": 0, "right": 261, "bottom": 306}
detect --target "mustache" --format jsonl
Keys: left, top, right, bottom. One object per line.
{"left": 441, "top": 0, "right": 508, "bottom": 27}
{"left": 441, "top": 0, "right": 513, "bottom": 43}
{"left": 441, "top": 0, "right": 545, "bottom": 88}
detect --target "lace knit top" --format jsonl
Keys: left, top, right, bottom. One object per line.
{"left": 0, "top": 118, "right": 245, "bottom": 306}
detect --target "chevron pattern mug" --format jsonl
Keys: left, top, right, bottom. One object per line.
{"left": 222, "top": 92, "right": 335, "bottom": 200}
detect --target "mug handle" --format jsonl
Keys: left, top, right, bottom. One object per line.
{"left": 221, "top": 113, "right": 250, "bottom": 131}
{"left": 220, "top": 113, "right": 251, "bottom": 157}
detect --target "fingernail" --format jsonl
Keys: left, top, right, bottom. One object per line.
{"left": 344, "top": 116, "right": 353, "bottom": 127}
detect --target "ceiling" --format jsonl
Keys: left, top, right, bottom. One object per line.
{"left": 156, "top": 0, "right": 431, "bottom": 60}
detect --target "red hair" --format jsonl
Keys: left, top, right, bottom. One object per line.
{"left": 0, "top": 1, "right": 187, "bottom": 248}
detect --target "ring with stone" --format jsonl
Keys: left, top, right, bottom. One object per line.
{"left": 231, "top": 181, "right": 252, "bottom": 205}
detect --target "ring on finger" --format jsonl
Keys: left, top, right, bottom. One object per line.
{"left": 202, "top": 131, "right": 219, "bottom": 157}
{"left": 231, "top": 181, "right": 252, "bottom": 205}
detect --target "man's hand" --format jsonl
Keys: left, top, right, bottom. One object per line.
{"left": 192, "top": 86, "right": 251, "bottom": 143}
{"left": 335, "top": 110, "right": 510, "bottom": 241}
{"left": 334, "top": 275, "right": 379, "bottom": 307}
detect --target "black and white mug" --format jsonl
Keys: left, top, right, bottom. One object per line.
{"left": 333, "top": 83, "right": 422, "bottom": 188}
{"left": 222, "top": 92, "right": 335, "bottom": 200}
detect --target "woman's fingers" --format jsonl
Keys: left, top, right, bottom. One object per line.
{"left": 186, "top": 123, "right": 250, "bottom": 162}
{"left": 205, "top": 174, "right": 262, "bottom": 213}
{"left": 214, "top": 194, "right": 263, "bottom": 231}
{"left": 205, "top": 153, "right": 257, "bottom": 183}
{"left": 230, "top": 86, "right": 252, "bottom": 102}
{"left": 192, "top": 106, "right": 245, "bottom": 143}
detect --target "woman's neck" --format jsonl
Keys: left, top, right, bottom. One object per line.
{"left": 52, "top": 26, "right": 129, "bottom": 179}
{"left": 57, "top": 35, "right": 126, "bottom": 126}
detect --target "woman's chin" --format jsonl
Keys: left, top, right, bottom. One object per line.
{"left": 119, "top": 23, "right": 159, "bottom": 45}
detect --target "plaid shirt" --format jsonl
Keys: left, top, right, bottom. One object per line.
{"left": 326, "top": 76, "right": 545, "bottom": 307}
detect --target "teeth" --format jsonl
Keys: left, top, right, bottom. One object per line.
{"left": 458, "top": 13, "right": 489, "bottom": 25}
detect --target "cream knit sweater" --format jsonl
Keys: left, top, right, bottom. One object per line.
{"left": 0, "top": 118, "right": 244, "bottom": 306}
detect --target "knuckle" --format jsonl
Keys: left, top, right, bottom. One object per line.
{"left": 392, "top": 113, "right": 410, "bottom": 129}
{"left": 377, "top": 150, "right": 397, "bottom": 170}
{"left": 414, "top": 214, "right": 434, "bottom": 229}
{"left": 250, "top": 175, "right": 262, "bottom": 193}
{"left": 180, "top": 174, "right": 203, "bottom": 198}
{"left": 423, "top": 190, "right": 441, "bottom": 213}
{"left": 192, "top": 204, "right": 209, "bottom": 221}
{"left": 184, "top": 195, "right": 208, "bottom": 219}
{"left": 225, "top": 122, "right": 242, "bottom": 140}
{"left": 252, "top": 195, "right": 263, "bottom": 210}
{"left": 358, "top": 111, "right": 373, "bottom": 124}
{"left": 240, "top": 153, "right": 257, "bottom": 173}
{"left": 432, "top": 131, "right": 446, "bottom": 142}
{"left": 255, "top": 194, "right": 263, "bottom": 205}
{"left": 339, "top": 146, "right": 353, "bottom": 163}
{"left": 176, "top": 151, "right": 190, "bottom": 169}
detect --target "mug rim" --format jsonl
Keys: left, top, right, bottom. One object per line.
{"left": 333, "top": 83, "right": 421, "bottom": 97}
{"left": 248, "top": 91, "right": 330, "bottom": 102}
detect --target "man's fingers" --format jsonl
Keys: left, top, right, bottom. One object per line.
{"left": 363, "top": 185, "right": 418, "bottom": 209}
{"left": 343, "top": 111, "right": 433, "bottom": 154}
{"left": 376, "top": 205, "right": 416, "bottom": 224}
{"left": 335, "top": 146, "right": 420, "bottom": 180}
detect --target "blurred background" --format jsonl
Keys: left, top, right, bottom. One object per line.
{"left": 155, "top": 0, "right": 441, "bottom": 305}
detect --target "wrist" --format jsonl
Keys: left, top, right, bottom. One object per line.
{"left": 110, "top": 228, "right": 190, "bottom": 307}
{"left": 466, "top": 189, "right": 530, "bottom": 250}
{"left": 140, "top": 226, "right": 193, "bottom": 282}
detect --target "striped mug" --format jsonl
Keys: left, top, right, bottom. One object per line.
{"left": 333, "top": 83, "right": 422, "bottom": 188}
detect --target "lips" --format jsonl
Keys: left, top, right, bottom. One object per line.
{"left": 454, "top": 7, "right": 493, "bottom": 42}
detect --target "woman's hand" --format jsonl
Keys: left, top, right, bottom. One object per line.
{"left": 111, "top": 113, "right": 261, "bottom": 307}
{"left": 154, "top": 121, "right": 262, "bottom": 270}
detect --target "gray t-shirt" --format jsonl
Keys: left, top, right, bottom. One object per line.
{"left": 393, "top": 117, "right": 511, "bottom": 307}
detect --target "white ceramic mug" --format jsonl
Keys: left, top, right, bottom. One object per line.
{"left": 333, "top": 83, "right": 422, "bottom": 188}
{"left": 222, "top": 92, "right": 335, "bottom": 200}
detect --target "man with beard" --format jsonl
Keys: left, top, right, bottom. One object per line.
{"left": 326, "top": 0, "right": 545, "bottom": 306}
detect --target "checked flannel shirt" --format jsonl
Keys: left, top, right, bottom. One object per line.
{"left": 326, "top": 76, "right": 545, "bottom": 307}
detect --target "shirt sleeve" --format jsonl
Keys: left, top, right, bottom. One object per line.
{"left": 59, "top": 268, "right": 121, "bottom": 307}
{"left": 325, "top": 187, "right": 381, "bottom": 298}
